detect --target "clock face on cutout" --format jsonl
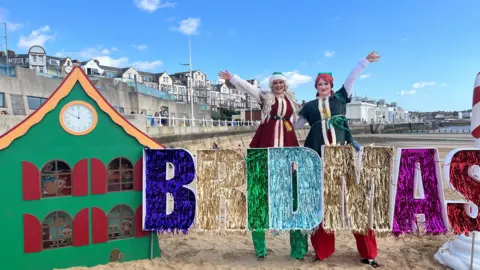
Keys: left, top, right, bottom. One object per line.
{"left": 59, "top": 101, "right": 98, "bottom": 135}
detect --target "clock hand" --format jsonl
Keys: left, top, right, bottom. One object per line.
{"left": 67, "top": 112, "right": 80, "bottom": 119}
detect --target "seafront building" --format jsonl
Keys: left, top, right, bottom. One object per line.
{"left": 0, "top": 45, "right": 410, "bottom": 124}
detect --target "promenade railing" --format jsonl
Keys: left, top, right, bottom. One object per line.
{"left": 146, "top": 116, "right": 260, "bottom": 127}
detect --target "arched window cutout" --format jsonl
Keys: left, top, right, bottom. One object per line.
{"left": 107, "top": 157, "right": 134, "bottom": 192}
{"left": 42, "top": 211, "right": 73, "bottom": 250}
{"left": 41, "top": 160, "right": 72, "bottom": 198}
{"left": 107, "top": 204, "right": 134, "bottom": 240}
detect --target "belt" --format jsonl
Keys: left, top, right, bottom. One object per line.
{"left": 273, "top": 116, "right": 289, "bottom": 121}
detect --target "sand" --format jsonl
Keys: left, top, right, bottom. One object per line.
{"left": 64, "top": 134, "right": 471, "bottom": 270}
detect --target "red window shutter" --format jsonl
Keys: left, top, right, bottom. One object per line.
{"left": 72, "top": 159, "right": 89, "bottom": 196}
{"left": 73, "top": 208, "right": 89, "bottom": 246}
{"left": 91, "top": 158, "right": 107, "bottom": 195}
{"left": 92, "top": 207, "right": 108, "bottom": 244}
{"left": 134, "top": 157, "right": 143, "bottom": 191}
{"left": 135, "top": 205, "right": 149, "bottom": 238}
{"left": 23, "top": 214, "right": 42, "bottom": 253}
{"left": 22, "top": 161, "right": 40, "bottom": 201}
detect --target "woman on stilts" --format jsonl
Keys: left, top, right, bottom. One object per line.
{"left": 294, "top": 51, "right": 381, "bottom": 268}
{"left": 218, "top": 70, "right": 308, "bottom": 260}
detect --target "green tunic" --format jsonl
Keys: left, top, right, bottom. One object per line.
{"left": 299, "top": 86, "right": 353, "bottom": 157}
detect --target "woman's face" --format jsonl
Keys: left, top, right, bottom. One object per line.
{"left": 271, "top": 80, "right": 286, "bottom": 95}
{"left": 316, "top": 79, "right": 332, "bottom": 98}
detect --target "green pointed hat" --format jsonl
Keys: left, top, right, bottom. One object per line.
{"left": 269, "top": 72, "right": 288, "bottom": 88}
{"left": 317, "top": 72, "right": 333, "bottom": 77}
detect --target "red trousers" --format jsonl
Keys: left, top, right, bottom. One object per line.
{"left": 310, "top": 223, "right": 378, "bottom": 260}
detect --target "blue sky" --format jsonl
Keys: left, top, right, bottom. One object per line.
{"left": 1, "top": 0, "right": 479, "bottom": 112}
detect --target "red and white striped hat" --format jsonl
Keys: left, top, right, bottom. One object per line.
{"left": 471, "top": 72, "right": 480, "bottom": 138}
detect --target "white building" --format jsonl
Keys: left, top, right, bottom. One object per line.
{"left": 346, "top": 97, "right": 410, "bottom": 124}
{"left": 346, "top": 99, "right": 380, "bottom": 124}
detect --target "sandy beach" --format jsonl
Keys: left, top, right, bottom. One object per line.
{"left": 63, "top": 133, "right": 472, "bottom": 270}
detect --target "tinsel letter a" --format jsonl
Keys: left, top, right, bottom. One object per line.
{"left": 392, "top": 148, "right": 447, "bottom": 236}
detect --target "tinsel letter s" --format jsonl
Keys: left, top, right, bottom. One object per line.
{"left": 143, "top": 148, "right": 196, "bottom": 233}
{"left": 392, "top": 148, "right": 448, "bottom": 236}
{"left": 246, "top": 149, "right": 269, "bottom": 231}
{"left": 268, "top": 147, "right": 323, "bottom": 231}
{"left": 444, "top": 148, "right": 480, "bottom": 235}
{"left": 196, "top": 150, "right": 247, "bottom": 231}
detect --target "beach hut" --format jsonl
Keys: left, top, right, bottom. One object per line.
{"left": 0, "top": 67, "right": 162, "bottom": 270}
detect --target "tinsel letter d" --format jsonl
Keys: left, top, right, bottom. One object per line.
{"left": 268, "top": 147, "right": 323, "bottom": 230}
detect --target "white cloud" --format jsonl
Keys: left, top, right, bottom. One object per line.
{"left": 0, "top": 8, "right": 23, "bottom": 32}
{"left": 131, "top": 60, "right": 163, "bottom": 71}
{"left": 171, "top": 18, "right": 201, "bottom": 35}
{"left": 438, "top": 83, "right": 447, "bottom": 87}
{"left": 18, "top": 25, "right": 54, "bottom": 49}
{"left": 133, "top": 0, "right": 176, "bottom": 13}
{"left": 397, "top": 89, "right": 416, "bottom": 96}
{"left": 55, "top": 46, "right": 117, "bottom": 58}
{"left": 260, "top": 70, "right": 312, "bottom": 89}
{"left": 324, "top": 50, "right": 335, "bottom": 57}
{"left": 54, "top": 46, "right": 163, "bottom": 71}
{"left": 132, "top": 44, "right": 148, "bottom": 50}
{"left": 93, "top": 56, "right": 129, "bottom": 67}
{"left": 412, "top": 81, "right": 436, "bottom": 88}
{"left": 360, "top": 74, "right": 371, "bottom": 79}
{"left": 7, "top": 22, "right": 23, "bottom": 32}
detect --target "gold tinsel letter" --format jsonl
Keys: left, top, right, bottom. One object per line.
{"left": 196, "top": 150, "right": 247, "bottom": 231}
{"left": 359, "top": 146, "right": 394, "bottom": 236}
{"left": 323, "top": 145, "right": 356, "bottom": 233}
{"left": 323, "top": 145, "right": 394, "bottom": 235}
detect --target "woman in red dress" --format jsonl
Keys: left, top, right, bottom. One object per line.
{"left": 218, "top": 70, "right": 307, "bottom": 260}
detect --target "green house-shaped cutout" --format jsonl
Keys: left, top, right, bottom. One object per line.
{"left": 0, "top": 67, "right": 162, "bottom": 270}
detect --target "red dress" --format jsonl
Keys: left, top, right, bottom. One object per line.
{"left": 249, "top": 97, "right": 299, "bottom": 148}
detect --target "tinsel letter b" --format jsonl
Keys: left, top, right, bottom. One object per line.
{"left": 143, "top": 148, "right": 196, "bottom": 233}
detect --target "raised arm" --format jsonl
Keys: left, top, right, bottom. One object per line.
{"left": 219, "top": 70, "right": 263, "bottom": 103}
{"left": 230, "top": 75, "right": 263, "bottom": 102}
{"left": 343, "top": 51, "right": 381, "bottom": 96}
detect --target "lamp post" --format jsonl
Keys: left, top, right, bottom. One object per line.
{"left": 2, "top": 22, "right": 8, "bottom": 73}
{"left": 179, "top": 36, "right": 195, "bottom": 126}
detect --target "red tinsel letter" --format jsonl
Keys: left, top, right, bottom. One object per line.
{"left": 445, "top": 149, "right": 480, "bottom": 234}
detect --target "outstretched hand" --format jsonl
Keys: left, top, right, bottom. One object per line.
{"left": 366, "top": 51, "right": 381, "bottom": 62}
{"left": 218, "top": 70, "right": 233, "bottom": 80}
